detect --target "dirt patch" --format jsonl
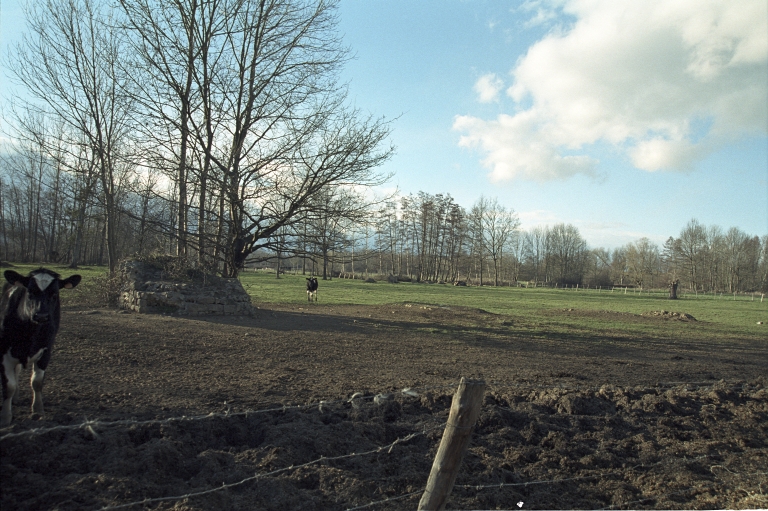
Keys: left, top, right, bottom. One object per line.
{"left": 641, "top": 311, "right": 697, "bottom": 321}
{"left": 2, "top": 303, "right": 767, "bottom": 510}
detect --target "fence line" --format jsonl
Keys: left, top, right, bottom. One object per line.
{"left": 3, "top": 378, "right": 765, "bottom": 510}
{"left": 3, "top": 378, "right": 762, "bottom": 442}
{"left": 0, "top": 382, "right": 460, "bottom": 442}
{"left": 566, "top": 285, "right": 766, "bottom": 301}
{"left": 98, "top": 424, "right": 443, "bottom": 511}
{"left": 342, "top": 447, "right": 768, "bottom": 511}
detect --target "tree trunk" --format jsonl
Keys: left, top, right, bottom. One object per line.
{"left": 669, "top": 280, "right": 679, "bottom": 299}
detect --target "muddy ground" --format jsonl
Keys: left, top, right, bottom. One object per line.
{"left": 1, "top": 303, "right": 767, "bottom": 510}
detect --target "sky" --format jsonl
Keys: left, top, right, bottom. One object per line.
{"left": 1, "top": 0, "right": 767, "bottom": 250}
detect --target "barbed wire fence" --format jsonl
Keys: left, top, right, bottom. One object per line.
{"left": 2, "top": 378, "right": 760, "bottom": 443}
{"left": 1, "top": 378, "right": 766, "bottom": 510}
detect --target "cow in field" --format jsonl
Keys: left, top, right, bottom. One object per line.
{"left": 306, "top": 277, "right": 318, "bottom": 302}
{"left": 1, "top": 268, "right": 81, "bottom": 426}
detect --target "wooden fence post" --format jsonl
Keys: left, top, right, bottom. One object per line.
{"left": 418, "top": 377, "right": 486, "bottom": 511}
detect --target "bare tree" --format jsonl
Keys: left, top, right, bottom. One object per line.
{"left": 625, "top": 237, "right": 660, "bottom": 289}
{"left": 546, "top": 223, "right": 587, "bottom": 285}
{"left": 9, "top": 0, "right": 136, "bottom": 273}
{"left": 118, "top": 0, "right": 231, "bottom": 261}
{"left": 472, "top": 196, "right": 519, "bottom": 286}
{"left": 677, "top": 219, "right": 706, "bottom": 292}
{"left": 584, "top": 247, "right": 612, "bottom": 287}
{"left": 523, "top": 226, "right": 547, "bottom": 284}
{"left": 175, "top": 0, "right": 394, "bottom": 276}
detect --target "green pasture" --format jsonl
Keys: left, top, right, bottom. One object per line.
{"left": 3, "top": 263, "right": 765, "bottom": 344}
{"left": 1, "top": 262, "right": 105, "bottom": 282}
{"left": 240, "top": 271, "right": 767, "bottom": 344}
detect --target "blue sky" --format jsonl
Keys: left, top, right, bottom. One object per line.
{"left": 2, "top": 0, "right": 767, "bottom": 249}
{"left": 336, "top": 0, "right": 768, "bottom": 248}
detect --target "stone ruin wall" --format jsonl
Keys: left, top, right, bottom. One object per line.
{"left": 119, "top": 260, "right": 255, "bottom": 316}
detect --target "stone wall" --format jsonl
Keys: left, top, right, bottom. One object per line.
{"left": 119, "top": 259, "right": 255, "bottom": 316}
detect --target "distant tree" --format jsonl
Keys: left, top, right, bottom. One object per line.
{"left": 625, "top": 237, "right": 660, "bottom": 289}
{"left": 759, "top": 235, "right": 768, "bottom": 294}
{"left": 476, "top": 197, "right": 519, "bottom": 286}
{"left": 722, "top": 227, "right": 748, "bottom": 292}
{"left": 585, "top": 247, "right": 612, "bottom": 287}
{"left": 677, "top": 219, "right": 706, "bottom": 292}
{"left": 522, "top": 226, "right": 547, "bottom": 283}
{"left": 610, "top": 247, "right": 628, "bottom": 286}
{"left": 546, "top": 223, "right": 587, "bottom": 285}
{"left": 661, "top": 236, "right": 682, "bottom": 286}
{"left": 303, "top": 187, "right": 369, "bottom": 280}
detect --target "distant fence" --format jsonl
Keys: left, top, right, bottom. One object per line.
{"left": 519, "top": 281, "right": 766, "bottom": 302}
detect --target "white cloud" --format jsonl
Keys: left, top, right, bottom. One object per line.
{"left": 518, "top": 0, "right": 560, "bottom": 29}
{"left": 455, "top": 112, "right": 598, "bottom": 181}
{"left": 473, "top": 73, "right": 504, "bottom": 103}
{"left": 456, "top": 0, "right": 768, "bottom": 181}
{"left": 629, "top": 138, "right": 701, "bottom": 172}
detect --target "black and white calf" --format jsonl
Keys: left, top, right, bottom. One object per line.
{"left": 306, "top": 277, "right": 318, "bottom": 302}
{"left": 1, "top": 268, "right": 81, "bottom": 426}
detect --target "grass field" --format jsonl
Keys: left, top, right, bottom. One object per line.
{"left": 239, "top": 271, "right": 767, "bottom": 347}
{"left": 4, "top": 262, "right": 766, "bottom": 345}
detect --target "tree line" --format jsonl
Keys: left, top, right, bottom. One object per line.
{"left": 3, "top": 146, "right": 766, "bottom": 295}
{"left": 1, "top": 0, "right": 392, "bottom": 277}
{"left": 1, "top": 0, "right": 765, "bottom": 292}
{"left": 362, "top": 197, "right": 766, "bottom": 294}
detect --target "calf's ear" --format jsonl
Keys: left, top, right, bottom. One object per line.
{"left": 4, "top": 270, "right": 27, "bottom": 287}
{"left": 61, "top": 275, "right": 82, "bottom": 289}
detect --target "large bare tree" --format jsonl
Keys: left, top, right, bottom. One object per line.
{"left": 119, "top": 0, "right": 394, "bottom": 277}
{"left": 118, "top": 0, "right": 231, "bottom": 261}
{"left": 207, "top": 0, "right": 392, "bottom": 276}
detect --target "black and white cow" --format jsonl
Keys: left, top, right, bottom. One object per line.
{"left": 306, "top": 277, "right": 318, "bottom": 302}
{"left": 1, "top": 268, "right": 81, "bottom": 426}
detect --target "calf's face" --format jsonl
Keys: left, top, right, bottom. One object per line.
{"left": 4, "top": 270, "right": 82, "bottom": 325}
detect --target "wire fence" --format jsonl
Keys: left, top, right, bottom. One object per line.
{"left": 99, "top": 425, "right": 441, "bottom": 511}
{"left": 322, "top": 446, "right": 768, "bottom": 511}
{"left": 2, "top": 378, "right": 766, "bottom": 511}
{"left": 1, "top": 378, "right": 754, "bottom": 443}
{"left": 522, "top": 282, "right": 767, "bottom": 303}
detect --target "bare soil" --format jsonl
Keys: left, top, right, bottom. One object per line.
{"left": 2, "top": 303, "right": 767, "bottom": 510}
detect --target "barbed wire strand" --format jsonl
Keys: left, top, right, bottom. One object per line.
{"left": 0, "top": 382, "right": 460, "bottom": 442}
{"left": 343, "top": 489, "right": 423, "bottom": 511}
{"left": 97, "top": 424, "right": 442, "bottom": 511}
{"left": 342, "top": 446, "right": 768, "bottom": 511}
{"left": 5, "top": 377, "right": 761, "bottom": 442}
